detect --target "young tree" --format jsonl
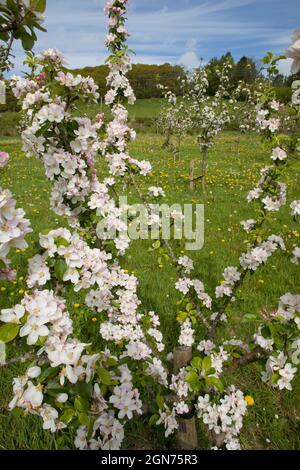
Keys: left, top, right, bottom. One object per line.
{"left": 185, "top": 60, "right": 232, "bottom": 191}
{"left": 157, "top": 83, "right": 192, "bottom": 161}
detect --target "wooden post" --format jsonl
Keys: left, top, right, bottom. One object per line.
{"left": 173, "top": 346, "right": 198, "bottom": 450}
{"left": 189, "top": 159, "right": 195, "bottom": 190}
{"left": 213, "top": 431, "right": 226, "bottom": 448}
{"left": 173, "top": 347, "right": 192, "bottom": 374}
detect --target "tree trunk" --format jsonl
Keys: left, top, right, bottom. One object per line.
{"left": 162, "top": 126, "right": 171, "bottom": 149}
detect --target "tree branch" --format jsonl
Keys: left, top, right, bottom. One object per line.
{"left": 0, "top": 352, "right": 35, "bottom": 367}
{"left": 228, "top": 348, "right": 267, "bottom": 371}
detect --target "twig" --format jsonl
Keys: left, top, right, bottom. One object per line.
{"left": 228, "top": 348, "right": 267, "bottom": 371}
{"left": 2, "top": 34, "right": 14, "bottom": 67}
{"left": 0, "top": 352, "right": 35, "bottom": 367}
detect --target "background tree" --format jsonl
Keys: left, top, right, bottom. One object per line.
{"left": 233, "top": 56, "right": 258, "bottom": 85}
{"left": 0, "top": 0, "right": 46, "bottom": 76}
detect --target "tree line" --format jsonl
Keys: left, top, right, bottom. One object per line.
{"left": 1, "top": 52, "right": 297, "bottom": 113}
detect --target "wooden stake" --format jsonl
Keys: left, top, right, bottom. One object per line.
{"left": 177, "top": 415, "right": 198, "bottom": 450}
{"left": 173, "top": 346, "right": 198, "bottom": 450}
{"left": 173, "top": 346, "right": 192, "bottom": 374}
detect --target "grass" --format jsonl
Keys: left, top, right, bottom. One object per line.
{"left": 0, "top": 128, "right": 300, "bottom": 450}
{"left": 0, "top": 98, "right": 164, "bottom": 137}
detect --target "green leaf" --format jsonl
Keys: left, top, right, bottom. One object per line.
{"left": 47, "top": 257, "right": 56, "bottom": 268}
{"left": 176, "top": 311, "right": 188, "bottom": 322}
{"left": 0, "top": 323, "right": 20, "bottom": 343}
{"left": 74, "top": 396, "right": 89, "bottom": 413}
{"left": 30, "top": 21, "right": 47, "bottom": 32}
{"left": 149, "top": 414, "right": 160, "bottom": 426}
{"left": 7, "top": 0, "right": 18, "bottom": 15}
{"left": 54, "top": 258, "right": 68, "bottom": 281}
{"left": 78, "top": 412, "right": 90, "bottom": 426}
{"left": 202, "top": 356, "right": 212, "bottom": 374}
{"left": 0, "top": 31, "right": 9, "bottom": 41}
{"left": 55, "top": 237, "right": 69, "bottom": 247}
{"left": 97, "top": 368, "right": 113, "bottom": 385}
{"left": 185, "top": 370, "right": 200, "bottom": 391}
{"left": 191, "top": 356, "right": 202, "bottom": 369}
{"left": 39, "top": 366, "right": 60, "bottom": 383}
{"left": 20, "top": 31, "right": 35, "bottom": 51}
{"left": 60, "top": 408, "right": 75, "bottom": 424}
{"left": 271, "top": 373, "right": 279, "bottom": 385}
{"left": 46, "top": 380, "right": 67, "bottom": 394}
{"left": 40, "top": 228, "right": 52, "bottom": 235}
{"left": 75, "top": 382, "right": 93, "bottom": 400}
{"left": 261, "top": 326, "right": 271, "bottom": 338}
{"left": 205, "top": 377, "right": 224, "bottom": 393}
{"left": 156, "top": 394, "right": 164, "bottom": 409}
{"left": 31, "top": 0, "right": 46, "bottom": 13}
{"left": 105, "top": 357, "right": 118, "bottom": 367}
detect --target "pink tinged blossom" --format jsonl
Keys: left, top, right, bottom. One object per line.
{"left": 286, "top": 30, "right": 300, "bottom": 75}
{"left": 0, "top": 151, "right": 9, "bottom": 167}
{"left": 271, "top": 147, "right": 287, "bottom": 162}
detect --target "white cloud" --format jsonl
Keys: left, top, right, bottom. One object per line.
{"left": 179, "top": 51, "right": 200, "bottom": 69}
{"left": 278, "top": 58, "right": 293, "bottom": 76}
{"left": 7, "top": 0, "right": 296, "bottom": 74}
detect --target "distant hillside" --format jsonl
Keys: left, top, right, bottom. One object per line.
{"left": 70, "top": 63, "right": 185, "bottom": 99}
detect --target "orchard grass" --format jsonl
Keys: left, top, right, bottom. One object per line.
{"left": 0, "top": 98, "right": 179, "bottom": 137}
{"left": 0, "top": 130, "right": 299, "bottom": 450}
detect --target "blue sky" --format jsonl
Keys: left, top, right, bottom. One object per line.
{"left": 10, "top": 0, "right": 300, "bottom": 75}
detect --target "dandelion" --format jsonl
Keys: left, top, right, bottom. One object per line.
{"left": 244, "top": 396, "right": 255, "bottom": 407}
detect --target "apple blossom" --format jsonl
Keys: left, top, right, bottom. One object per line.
{"left": 0, "top": 187, "right": 32, "bottom": 265}
{"left": 286, "top": 29, "right": 300, "bottom": 74}
{"left": 0, "top": 151, "right": 9, "bottom": 167}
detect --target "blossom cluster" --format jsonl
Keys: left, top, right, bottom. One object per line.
{"left": 239, "top": 235, "right": 285, "bottom": 272}
{"left": 104, "top": 1, "right": 152, "bottom": 180}
{"left": 26, "top": 228, "right": 165, "bottom": 358}
{"left": 0, "top": 151, "right": 9, "bottom": 168}
{"left": 247, "top": 165, "right": 286, "bottom": 214}
{"left": 0, "top": 187, "right": 32, "bottom": 265}
{"left": 215, "top": 267, "right": 241, "bottom": 299}
{"left": 0, "top": 289, "right": 84, "bottom": 365}
{"left": 253, "top": 295, "right": 300, "bottom": 391}
{"left": 196, "top": 386, "right": 248, "bottom": 450}
{"left": 256, "top": 105, "right": 281, "bottom": 134}
{"left": 11, "top": 72, "right": 102, "bottom": 225}
{"left": 12, "top": 59, "right": 137, "bottom": 253}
